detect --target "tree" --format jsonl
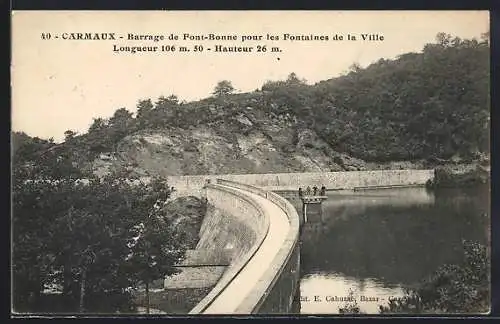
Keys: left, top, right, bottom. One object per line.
{"left": 64, "top": 130, "right": 77, "bottom": 142}
{"left": 134, "top": 95, "right": 181, "bottom": 130}
{"left": 436, "top": 32, "right": 453, "bottom": 47}
{"left": 12, "top": 156, "right": 85, "bottom": 312}
{"left": 126, "top": 206, "right": 186, "bottom": 312}
{"left": 88, "top": 118, "right": 107, "bottom": 133}
{"left": 286, "top": 72, "right": 307, "bottom": 85}
{"left": 12, "top": 156, "right": 188, "bottom": 313}
{"left": 166, "top": 94, "right": 179, "bottom": 104}
{"left": 86, "top": 118, "right": 112, "bottom": 154}
{"left": 348, "top": 62, "right": 362, "bottom": 73}
{"left": 109, "top": 108, "right": 134, "bottom": 128}
{"left": 120, "top": 177, "right": 187, "bottom": 314}
{"left": 261, "top": 80, "right": 286, "bottom": 92}
{"left": 107, "top": 108, "right": 135, "bottom": 147}
{"left": 212, "top": 80, "right": 235, "bottom": 97}
{"left": 136, "top": 99, "right": 154, "bottom": 129}
{"left": 155, "top": 95, "right": 178, "bottom": 113}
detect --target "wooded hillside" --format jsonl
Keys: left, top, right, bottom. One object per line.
{"left": 12, "top": 32, "right": 490, "bottom": 175}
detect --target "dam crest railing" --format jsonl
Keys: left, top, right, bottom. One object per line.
{"left": 189, "top": 179, "right": 301, "bottom": 314}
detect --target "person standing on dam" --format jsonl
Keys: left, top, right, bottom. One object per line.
{"left": 313, "top": 186, "right": 318, "bottom": 196}
{"left": 320, "top": 185, "right": 326, "bottom": 196}
{"left": 298, "top": 187, "right": 303, "bottom": 198}
{"left": 305, "top": 186, "right": 312, "bottom": 196}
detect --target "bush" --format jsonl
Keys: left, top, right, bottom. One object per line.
{"left": 379, "top": 240, "right": 490, "bottom": 314}
{"left": 427, "top": 166, "right": 490, "bottom": 188}
{"left": 338, "top": 289, "right": 363, "bottom": 314}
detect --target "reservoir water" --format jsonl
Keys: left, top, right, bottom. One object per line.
{"left": 282, "top": 185, "right": 490, "bottom": 314}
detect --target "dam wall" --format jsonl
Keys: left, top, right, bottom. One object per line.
{"left": 213, "top": 179, "right": 301, "bottom": 314}
{"left": 189, "top": 179, "right": 301, "bottom": 314}
{"left": 166, "top": 170, "right": 434, "bottom": 197}
{"left": 196, "top": 185, "right": 269, "bottom": 264}
{"left": 189, "top": 183, "right": 270, "bottom": 314}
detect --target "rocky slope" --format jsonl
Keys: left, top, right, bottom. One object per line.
{"left": 90, "top": 107, "right": 368, "bottom": 177}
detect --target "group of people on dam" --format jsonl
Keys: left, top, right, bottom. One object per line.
{"left": 298, "top": 185, "right": 326, "bottom": 198}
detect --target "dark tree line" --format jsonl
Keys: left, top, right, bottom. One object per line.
{"left": 12, "top": 141, "right": 188, "bottom": 313}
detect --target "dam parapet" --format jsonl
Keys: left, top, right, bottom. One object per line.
{"left": 186, "top": 179, "right": 300, "bottom": 314}
{"left": 166, "top": 170, "right": 435, "bottom": 198}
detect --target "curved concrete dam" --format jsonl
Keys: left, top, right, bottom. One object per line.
{"left": 169, "top": 170, "right": 434, "bottom": 314}
{"left": 189, "top": 179, "right": 301, "bottom": 314}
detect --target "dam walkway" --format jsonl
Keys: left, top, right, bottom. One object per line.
{"left": 185, "top": 179, "right": 301, "bottom": 315}
{"left": 201, "top": 184, "right": 290, "bottom": 314}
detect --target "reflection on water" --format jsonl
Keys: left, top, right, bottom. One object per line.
{"left": 287, "top": 185, "right": 490, "bottom": 314}
{"left": 300, "top": 272, "right": 405, "bottom": 314}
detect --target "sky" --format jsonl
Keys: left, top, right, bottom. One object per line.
{"left": 11, "top": 10, "right": 489, "bottom": 142}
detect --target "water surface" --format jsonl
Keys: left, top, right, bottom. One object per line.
{"left": 284, "top": 185, "right": 490, "bottom": 314}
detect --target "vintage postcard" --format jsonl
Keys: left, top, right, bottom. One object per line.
{"left": 11, "top": 10, "right": 491, "bottom": 316}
